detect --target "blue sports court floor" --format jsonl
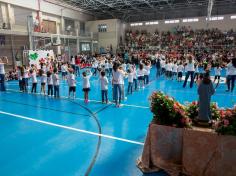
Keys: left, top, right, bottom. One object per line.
{"left": 0, "top": 68, "right": 235, "bottom": 176}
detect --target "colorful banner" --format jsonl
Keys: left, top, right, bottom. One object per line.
{"left": 28, "top": 50, "right": 54, "bottom": 69}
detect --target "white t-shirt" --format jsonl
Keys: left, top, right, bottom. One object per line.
{"left": 61, "top": 65, "right": 67, "bottom": 73}
{"left": 195, "top": 66, "right": 199, "bottom": 73}
{"left": 132, "top": 68, "right": 137, "bottom": 79}
{"left": 128, "top": 73, "right": 134, "bottom": 83}
{"left": 105, "top": 63, "right": 109, "bottom": 69}
{"left": 71, "top": 57, "right": 75, "bottom": 65}
{"left": 185, "top": 61, "right": 195, "bottom": 72}
{"left": 166, "top": 63, "right": 173, "bottom": 72}
{"left": 172, "top": 64, "right": 178, "bottom": 73}
{"left": 137, "top": 69, "right": 145, "bottom": 77}
{"left": 83, "top": 72, "right": 92, "bottom": 88}
{"left": 108, "top": 63, "right": 113, "bottom": 69}
{"left": 17, "top": 70, "right": 22, "bottom": 80}
{"left": 112, "top": 70, "right": 125, "bottom": 85}
{"left": 42, "top": 65, "right": 47, "bottom": 73}
{"left": 144, "top": 65, "right": 151, "bottom": 75}
{"left": 31, "top": 71, "right": 37, "bottom": 83}
{"left": 53, "top": 73, "right": 60, "bottom": 85}
{"left": 214, "top": 67, "right": 222, "bottom": 76}
{"left": 41, "top": 74, "right": 47, "bottom": 83}
{"left": 0, "top": 63, "right": 5, "bottom": 74}
{"left": 177, "top": 65, "right": 184, "bottom": 72}
{"left": 122, "top": 64, "right": 127, "bottom": 71}
{"left": 100, "top": 76, "right": 108, "bottom": 90}
{"left": 227, "top": 63, "right": 236, "bottom": 75}
{"left": 23, "top": 69, "right": 29, "bottom": 78}
{"left": 67, "top": 73, "right": 76, "bottom": 87}
{"left": 47, "top": 75, "right": 53, "bottom": 85}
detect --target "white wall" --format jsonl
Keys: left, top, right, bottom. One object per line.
{"left": 86, "top": 19, "right": 119, "bottom": 53}
{"left": 0, "top": 0, "right": 95, "bottom": 36}
{"left": 127, "top": 14, "right": 236, "bottom": 32}
{"left": 0, "top": 0, "right": 94, "bottom": 21}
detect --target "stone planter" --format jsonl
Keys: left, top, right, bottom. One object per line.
{"left": 182, "top": 129, "right": 236, "bottom": 176}
{"left": 137, "top": 123, "right": 183, "bottom": 176}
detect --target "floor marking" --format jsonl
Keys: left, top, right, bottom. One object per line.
{"left": 6, "top": 89, "right": 150, "bottom": 109}
{"left": 0, "top": 99, "right": 90, "bottom": 117}
{"left": 0, "top": 110, "right": 144, "bottom": 146}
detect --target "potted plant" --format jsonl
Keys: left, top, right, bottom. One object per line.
{"left": 137, "top": 91, "right": 191, "bottom": 175}
{"left": 183, "top": 106, "right": 236, "bottom": 176}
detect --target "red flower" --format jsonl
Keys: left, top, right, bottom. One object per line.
{"left": 223, "top": 119, "right": 229, "bottom": 127}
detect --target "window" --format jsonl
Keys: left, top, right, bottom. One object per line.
{"left": 81, "top": 43, "right": 90, "bottom": 51}
{"left": 164, "top": 20, "right": 179, "bottom": 24}
{"left": 130, "top": 23, "right": 143, "bottom": 27}
{"left": 145, "top": 21, "right": 159, "bottom": 25}
{"left": 183, "top": 18, "right": 199, "bottom": 23}
{"left": 98, "top": 24, "right": 107, "bottom": 32}
{"left": 80, "top": 21, "right": 85, "bottom": 34}
{"left": 206, "top": 16, "right": 224, "bottom": 21}
{"left": 230, "top": 15, "right": 236, "bottom": 19}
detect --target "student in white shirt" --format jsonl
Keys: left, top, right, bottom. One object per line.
{"left": 47, "top": 71, "right": 54, "bottom": 96}
{"left": 67, "top": 69, "right": 76, "bottom": 99}
{"left": 40, "top": 70, "right": 47, "bottom": 95}
{"left": 82, "top": 69, "right": 92, "bottom": 103}
{"left": 172, "top": 61, "right": 178, "bottom": 80}
{"left": 177, "top": 62, "right": 184, "bottom": 82}
{"left": 193, "top": 63, "right": 199, "bottom": 82}
{"left": 226, "top": 58, "right": 236, "bottom": 92}
{"left": 104, "top": 60, "right": 109, "bottom": 76}
{"left": 22, "top": 65, "right": 29, "bottom": 92}
{"left": 112, "top": 63, "right": 125, "bottom": 107}
{"left": 183, "top": 57, "right": 195, "bottom": 88}
{"left": 53, "top": 68, "right": 60, "bottom": 98}
{"left": 100, "top": 71, "right": 109, "bottom": 104}
{"left": 108, "top": 60, "right": 113, "bottom": 77}
{"left": 17, "top": 66, "right": 23, "bottom": 91}
{"left": 119, "top": 65, "right": 127, "bottom": 101}
{"left": 161, "top": 59, "right": 166, "bottom": 75}
{"left": 61, "top": 63, "right": 68, "bottom": 80}
{"left": 137, "top": 64, "right": 145, "bottom": 89}
{"left": 92, "top": 61, "right": 98, "bottom": 76}
{"left": 144, "top": 60, "right": 151, "bottom": 84}
{"left": 0, "top": 57, "right": 8, "bottom": 91}
{"left": 127, "top": 69, "right": 134, "bottom": 94}
{"left": 132, "top": 64, "right": 138, "bottom": 90}
{"left": 213, "top": 63, "right": 222, "bottom": 88}
{"left": 30, "top": 69, "right": 37, "bottom": 93}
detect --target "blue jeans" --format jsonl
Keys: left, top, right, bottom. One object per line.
{"left": 133, "top": 79, "right": 137, "bottom": 90}
{"left": 0, "top": 74, "right": 6, "bottom": 91}
{"left": 113, "top": 84, "right": 122, "bottom": 105}
{"left": 101, "top": 90, "right": 108, "bottom": 102}
{"left": 156, "top": 68, "right": 161, "bottom": 77}
{"left": 144, "top": 75, "right": 149, "bottom": 84}
{"left": 54, "top": 85, "right": 60, "bottom": 98}
{"left": 75, "top": 65, "right": 80, "bottom": 76}
{"left": 127, "top": 82, "right": 133, "bottom": 94}
{"left": 22, "top": 78, "right": 28, "bottom": 92}
{"left": 183, "top": 71, "right": 194, "bottom": 88}
{"left": 227, "top": 75, "right": 236, "bottom": 92}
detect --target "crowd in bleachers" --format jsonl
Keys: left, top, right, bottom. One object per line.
{"left": 125, "top": 26, "right": 236, "bottom": 58}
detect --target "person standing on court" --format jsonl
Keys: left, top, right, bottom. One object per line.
{"left": 183, "top": 55, "right": 195, "bottom": 88}
{"left": 197, "top": 72, "right": 215, "bottom": 122}
{"left": 226, "top": 58, "right": 236, "bottom": 92}
{"left": 156, "top": 57, "right": 161, "bottom": 78}
{"left": 0, "top": 56, "right": 8, "bottom": 91}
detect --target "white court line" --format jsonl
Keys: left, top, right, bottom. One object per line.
{"left": 6, "top": 89, "right": 150, "bottom": 109}
{"left": 0, "top": 110, "right": 144, "bottom": 146}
